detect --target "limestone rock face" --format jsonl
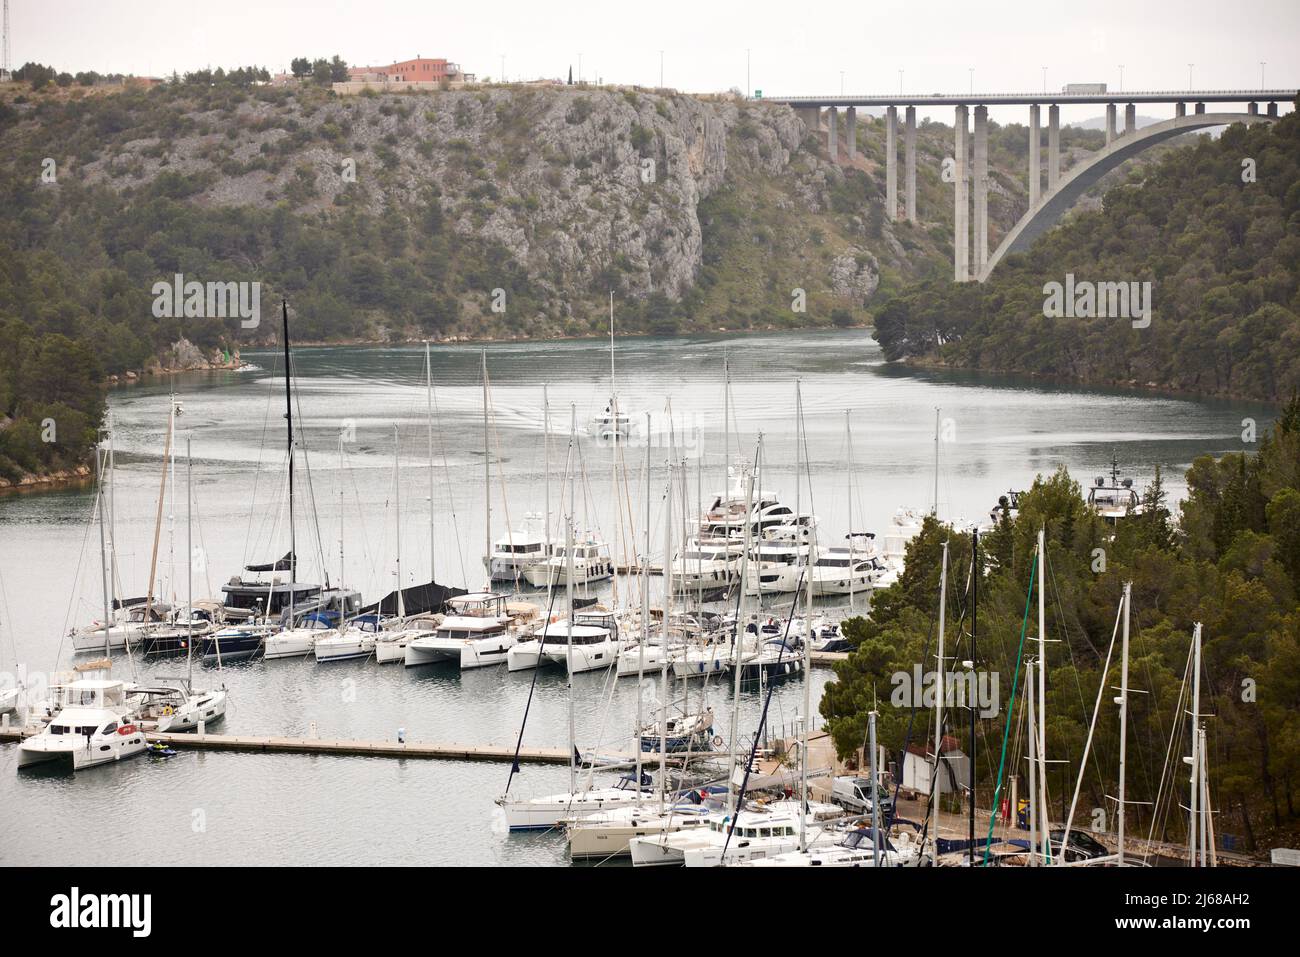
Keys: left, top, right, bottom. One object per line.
{"left": 828, "top": 250, "right": 880, "bottom": 304}
{"left": 81, "top": 89, "right": 805, "bottom": 306}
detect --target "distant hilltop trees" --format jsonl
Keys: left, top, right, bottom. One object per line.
{"left": 289, "top": 56, "right": 350, "bottom": 85}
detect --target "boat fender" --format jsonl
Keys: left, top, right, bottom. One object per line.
{"left": 118, "top": 724, "right": 137, "bottom": 735}
{"left": 712, "top": 735, "right": 724, "bottom": 748}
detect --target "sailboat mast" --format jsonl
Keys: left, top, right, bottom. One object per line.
{"left": 1027, "top": 660, "right": 1039, "bottom": 867}
{"left": 394, "top": 425, "right": 404, "bottom": 619}
{"left": 108, "top": 413, "right": 117, "bottom": 617}
{"left": 566, "top": 404, "right": 577, "bottom": 796}
{"left": 969, "top": 527, "right": 979, "bottom": 864}
{"left": 659, "top": 461, "right": 672, "bottom": 814}
{"left": 932, "top": 407, "right": 940, "bottom": 517}
{"left": 728, "top": 469, "right": 755, "bottom": 815}
{"left": 282, "top": 300, "right": 296, "bottom": 626}
{"left": 798, "top": 383, "right": 813, "bottom": 852}
{"left": 96, "top": 443, "right": 111, "bottom": 660}
{"left": 635, "top": 411, "right": 651, "bottom": 798}
{"left": 1188, "top": 621, "right": 1203, "bottom": 865}
{"left": 186, "top": 435, "right": 194, "bottom": 686}
{"left": 609, "top": 290, "right": 615, "bottom": 399}
{"left": 143, "top": 399, "right": 175, "bottom": 626}
{"left": 1117, "top": 580, "right": 1132, "bottom": 866}
{"left": 482, "top": 352, "right": 491, "bottom": 589}
{"left": 846, "top": 410, "right": 855, "bottom": 607}
{"left": 861, "top": 708, "right": 877, "bottom": 865}
{"left": 544, "top": 385, "right": 551, "bottom": 559}
{"left": 1037, "top": 527, "right": 1050, "bottom": 857}
{"left": 931, "top": 540, "right": 949, "bottom": 866}
{"left": 338, "top": 435, "right": 345, "bottom": 596}
{"left": 426, "top": 342, "right": 435, "bottom": 583}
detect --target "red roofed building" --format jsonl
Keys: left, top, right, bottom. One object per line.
{"left": 346, "top": 57, "right": 471, "bottom": 84}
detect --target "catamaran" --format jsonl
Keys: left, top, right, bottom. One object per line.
{"left": 403, "top": 592, "right": 530, "bottom": 669}
{"left": 17, "top": 679, "right": 148, "bottom": 771}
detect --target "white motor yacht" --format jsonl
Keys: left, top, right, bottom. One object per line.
{"left": 17, "top": 679, "right": 147, "bottom": 771}
{"left": 668, "top": 539, "right": 744, "bottom": 594}
{"left": 809, "top": 545, "right": 883, "bottom": 597}
{"left": 484, "top": 513, "right": 553, "bottom": 584}
{"left": 742, "top": 541, "right": 813, "bottom": 596}
{"left": 524, "top": 539, "right": 614, "bottom": 588}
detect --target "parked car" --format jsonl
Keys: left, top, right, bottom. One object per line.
{"left": 831, "top": 776, "right": 894, "bottom": 816}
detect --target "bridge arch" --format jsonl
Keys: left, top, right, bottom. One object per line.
{"left": 978, "top": 113, "right": 1275, "bottom": 282}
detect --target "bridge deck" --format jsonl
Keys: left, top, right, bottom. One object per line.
{"left": 762, "top": 89, "right": 1297, "bottom": 108}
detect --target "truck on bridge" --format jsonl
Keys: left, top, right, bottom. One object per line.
{"left": 1062, "top": 82, "right": 1108, "bottom": 94}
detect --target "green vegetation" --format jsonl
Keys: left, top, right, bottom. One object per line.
{"left": 873, "top": 104, "right": 1300, "bottom": 403}
{"left": 821, "top": 404, "right": 1300, "bottom": 854}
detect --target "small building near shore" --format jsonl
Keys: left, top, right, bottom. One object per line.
{"left": 900, "top": 735, "right": 971, "bottom": 798}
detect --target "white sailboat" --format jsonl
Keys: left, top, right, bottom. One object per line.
{"left": 136, "top": 435, "right": 228, "bottom": 732}
{"left": 498, "top": 412, "right": 649, "bottom": 831}
{"left": 589, "top": 292, "right": 637, "bottom": 442}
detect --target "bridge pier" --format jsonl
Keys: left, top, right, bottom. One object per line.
{"left": 1248, "top": 102, "right": 1258, "bottom": 115}
{"left": 1124, "top": 103, "right": 1136, "bottom": 135}
{"left": 1195, "top": 102, "right": 1205, "bottom": 114}
{"left": 905, "top": 106, "right": 917, "bottom": 222}
{"left": 847, "top": 106, "right": 858, "bottom": 160}
{"left": 954, "top": 104, "right": 969, "bottom": 282}
{"left": 1268, "top": 102, "right": 1278, "bottom": 117}
{"left": 1105, "top": 103, "right": 1117, "bottom": 144}
{"left": 1029, "top": 104, "right": 1041, "bottom": 206}
{"left": 1048, "top": 104, "right": 1060, "bottom": 189}
{"left": 1176, "top": 102, "right": 1186, "bottom": 117}
{"left": 827, "top": 106, "right": 838, "bottom": 158}
{"left": 886, "top": 106, "right": 898, "bottom": 220}
{"left": 974, "top": 105, "right": 988, "bottom": 274}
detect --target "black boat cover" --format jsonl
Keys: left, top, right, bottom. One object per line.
{"left": 360, "top": 580, "right": 467, "bottom": 617}
{"left": 245, "top": 551, "right": 296, "bottom": 572}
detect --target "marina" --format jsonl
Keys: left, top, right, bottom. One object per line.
{"left": 0, "top": 330, "right": 1280, "bottom": 866}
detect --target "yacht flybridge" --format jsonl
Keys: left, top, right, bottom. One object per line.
{"left": 1087, "top": 454, "right": 1145, "bottom": 524}
{"left": 485, "top": 513, "right": 553, "bottom": 583}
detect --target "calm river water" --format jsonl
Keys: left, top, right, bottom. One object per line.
{"left": 0, "top": 330, "right": 1274, "bottom": 865}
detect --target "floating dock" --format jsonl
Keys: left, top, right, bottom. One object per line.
{"left": 0, "top": 725, "right": 699, "bottom": 766}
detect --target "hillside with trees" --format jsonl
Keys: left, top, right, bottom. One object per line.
{"left": 820, "top": 404, "right": 1300, "bottom": 856}
{"left": 872, "top": 103, "right": 1300, "bottom": 404}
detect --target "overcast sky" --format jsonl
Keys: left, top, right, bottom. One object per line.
{"left": 9, "top": 0, "right": 1298, "bottom": 123}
